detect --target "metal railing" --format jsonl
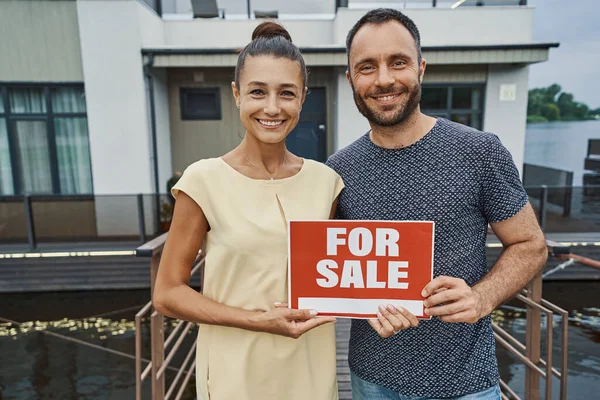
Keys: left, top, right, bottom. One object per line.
{"left": 4, "top": 183, "right": 598, "bottom": 250}
{"left": 134, "top": 234, "right": 573, "bottom": 400}
{"left": 0, "top": 193, "right": 174, "bottom": 249}
{"left": 524, "top": 185, "right": 600, "bottom": 233}
{"left": 135, "top": 233, "right": 205, "bottom": 400}
{"left": 151, "top": 0, "right": 528, "bottom": 19}
{"left": 492, "top": 239, "right": 570, "bottom": 400}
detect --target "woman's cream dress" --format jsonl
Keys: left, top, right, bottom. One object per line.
{"left": 172, "top": 157, "right": 344, "bottom": 400}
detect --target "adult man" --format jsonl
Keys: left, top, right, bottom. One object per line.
{"left": 326, "top": 8, "right": 547, "bottom": 400}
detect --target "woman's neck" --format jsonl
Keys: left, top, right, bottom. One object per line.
{"left": 239, "top": 135, "right": 288, "bottom": 174}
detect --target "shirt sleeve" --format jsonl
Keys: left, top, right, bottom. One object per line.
{"left": 171, "top": 161, "right": 211, "bottom": 218}
{"left": 332, "top": 173, "right": 345, "bottom": 202}
{"left": 477, "top": 134, "right": 529, "bottom": 224}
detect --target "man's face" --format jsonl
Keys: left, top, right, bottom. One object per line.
{"left": 347, "top": 21, "right": 425, "bottom": 127}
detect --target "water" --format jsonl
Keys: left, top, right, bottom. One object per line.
{"left": 0, "top": 286, "right": 598, "bottom": 399}
{"left": 525, "top": 120, "right": 600, "bottom": 185}
{"left": 495, "top": 282, "right": 600, "bottom": 399}
{"left": 0, "top": 290, "right": 197, "bottom": 400}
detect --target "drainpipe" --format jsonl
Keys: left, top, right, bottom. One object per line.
{"left": 144, "top": 53, "right": 161, "bottom": 235}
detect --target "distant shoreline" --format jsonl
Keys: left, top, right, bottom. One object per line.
{"left": 527, "top": 117, "right": 600, "bottom": 124}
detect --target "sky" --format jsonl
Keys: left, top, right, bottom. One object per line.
{"left": 528, "top": 0, "right": 600, "bottom": 109}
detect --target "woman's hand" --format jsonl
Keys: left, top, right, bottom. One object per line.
{"left": 249, "top": 303, "right": 336, "bottom": 339}
{"left": 368, "top": 304, "right": 419, "bottom": 338}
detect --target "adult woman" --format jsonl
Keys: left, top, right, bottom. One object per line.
{"left": 152, "top": 22, "right": 342, "bottom": 399}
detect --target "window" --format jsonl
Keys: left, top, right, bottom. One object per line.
{"left": 180, "top": 88, "right": 221, "bottom": 120}
{"left": 0, "top": 94, "right": 13, "bottom": 195}
{"left": 0, "top": 84, "right": 93, "bottom": 195}
{"left": 420, "top": 85, "right": 484, "bottom": 130}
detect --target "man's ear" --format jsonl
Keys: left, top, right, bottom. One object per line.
{"left": 419, "top": 58, "right": 427, "bottom": 83}
{"left": 346, "top": 69, "right": 351, "bottom": 85}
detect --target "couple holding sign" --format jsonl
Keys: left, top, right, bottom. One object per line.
{"left": 153, "top": 8, "right": 547, "bottom": 400}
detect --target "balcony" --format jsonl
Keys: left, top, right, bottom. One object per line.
{"left": 141, "top": 0, "right": 529, "bottom": 21}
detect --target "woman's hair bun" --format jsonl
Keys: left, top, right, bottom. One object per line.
{"left": 252, "top": 21, "right": 292, "bottom": 42}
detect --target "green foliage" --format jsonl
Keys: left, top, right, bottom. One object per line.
{"left": 527, "top": 84, "right": 597, "bottom": 122}
{"left": 540, "top": 103, "right": 560, "bottom": 121}
{"left": 527, "top": 115, "right": 549, "bottom": 123}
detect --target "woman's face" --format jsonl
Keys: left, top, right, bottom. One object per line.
{"left": 233, "top": 55, "right": 306, "bottom": 145}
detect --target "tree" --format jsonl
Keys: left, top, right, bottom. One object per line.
{"left": 557, "top": 92, "right": 574, "bottom": 117}
{"left": 527, "top": 84, "right": 597, "bottom": 122}
{"left": 540, "top": 103, "right": 560, "bottom": 121}
{"left": 546, "top": 84, "right": 562, "bottom": 102}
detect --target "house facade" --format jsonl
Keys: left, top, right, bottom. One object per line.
{"left": 0, "top": 0, "right": 557, "bottom": 200}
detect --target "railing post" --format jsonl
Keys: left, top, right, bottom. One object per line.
{"left": 563, "top": 181, "right": 573, "bottom": 217}
{"left": 151, "top": 311, "right": 165, "bottom": 400}
{"left": 24, "top": 195, "right": 37, "bottom": 251}
{"left": 150, "top": 250, "right": 164, "bottom": 399}
{"left": 525, "top": 272, "right": 543, "bottom": 400}
{"left": 138, "top": 194, "right": 147, "bottom": 244}
{"left": 539, "top": 185, "right": 548, "bottom": 231}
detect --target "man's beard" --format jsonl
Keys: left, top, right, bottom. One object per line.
{"left": 351, "top": 81, "right": 422, "bottom": 127}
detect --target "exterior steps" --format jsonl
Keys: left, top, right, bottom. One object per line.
{"left": 0, "top": 255, "right": 201, "bottom": 292}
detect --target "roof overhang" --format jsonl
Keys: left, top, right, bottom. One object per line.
{"left": 142, "top": 43, "right": 559, "bottom": 68}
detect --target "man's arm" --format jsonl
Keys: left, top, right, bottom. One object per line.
{"left": 422, "top": 202, "right": 547, "bottom": 323}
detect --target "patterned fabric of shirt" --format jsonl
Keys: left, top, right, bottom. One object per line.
{"left": 326, "top": 118, "right": 528, "bottom": 398}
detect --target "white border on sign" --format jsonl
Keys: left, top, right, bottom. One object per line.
{"left": 298, "top": 297, "right": 425, "bottom": 319}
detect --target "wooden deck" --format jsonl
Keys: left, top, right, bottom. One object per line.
{"left": 336, "top": 318, "right": 352, "bottom": 400}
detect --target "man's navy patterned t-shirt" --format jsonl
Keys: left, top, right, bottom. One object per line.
{"left": 326, "top": 118, "right": 528, "bottom": 398}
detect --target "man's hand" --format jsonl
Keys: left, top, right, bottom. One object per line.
{"left": 422, "top": 276, "right": 491, "bottom": 323}
{"left": 368, "top": 304, "right": 419, "bottom": 338}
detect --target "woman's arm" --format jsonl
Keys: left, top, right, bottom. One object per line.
{"left": 153, "top": 192, "right": 334, "bottom": 338}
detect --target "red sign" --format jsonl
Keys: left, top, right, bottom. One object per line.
{"left": 288, "top": 220, "right": 434, "bottom": 319}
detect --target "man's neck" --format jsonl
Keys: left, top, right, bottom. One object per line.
{"left": 369, "top": 111, "right": 437, "bottom": 149}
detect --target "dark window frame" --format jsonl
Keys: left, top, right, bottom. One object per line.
{"left": 0, "top": 82, "right": 92, "bottom": 196}
{"left": 421, "top": 83, "right": 486, "bottom": 130}
{"left": 180, "top": 87, "right": 222, "bottom": 121}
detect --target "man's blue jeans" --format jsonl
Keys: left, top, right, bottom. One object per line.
{"left": 351, "top": 371, "right": 502, "bottom": 400}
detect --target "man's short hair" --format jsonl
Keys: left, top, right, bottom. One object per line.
{"left": 346, "top": 8, "right": 422, "bottom": 66}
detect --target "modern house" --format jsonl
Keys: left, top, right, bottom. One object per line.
{"left": 0, "top": 0, "right": 558, "bottom": 237}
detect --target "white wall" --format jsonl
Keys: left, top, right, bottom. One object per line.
{"left": 78, "top": 0, "right": 159, "bottom": 235}
{"left": 138, "top": 0, "right": 166, "bottom": 46}
{"left": 139, "top": 0, "right": 172, "bottom": 193}
{"left": 160, "top": 7, "right": 533, "bottom": 49}
{"left": 153, "top": 68, "right": 173, "bottom": 192}
{"left": 334, "top": 7, "right": 534, "bottom": 46}
{"left": 77, "top": 0, "right": 153, "bottom": 195}
{"left": 164, "top": 19, "right": 333, "bottom": 47}
{"left": 335, "top": 69, "right": 371, "bottom": 151}
{"left": 483, "top": 64, "right": 530, "bottom": 177}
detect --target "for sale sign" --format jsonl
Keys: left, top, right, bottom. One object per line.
{"left": 288, "top": 221, "right": 434, "bottom": 319}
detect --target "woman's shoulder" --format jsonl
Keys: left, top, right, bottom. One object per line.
{"left": 182, "top": 157, "right": 224, "bottom": 177}
{"left": 300, "top": 159, "right": 344, "bottom": 189}
{"left": 302, "top": 159, "right": 340, "bottom": 177}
